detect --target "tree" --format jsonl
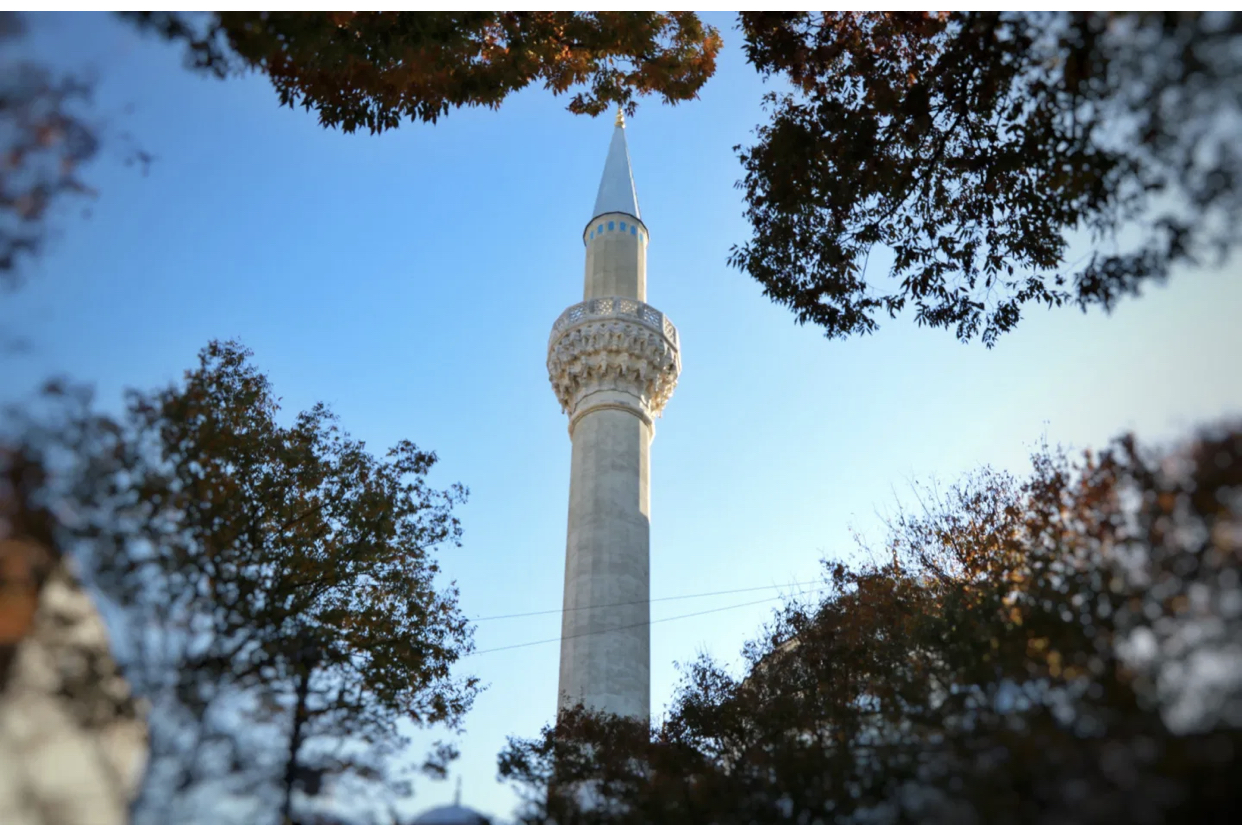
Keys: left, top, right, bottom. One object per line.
{"left": 1, "top": 16, "right": 154, "bottom": 812}
{"left": 18, "top": 341, "right": 478, "bottom": 825}
{"left": 0, "top": 11, "right": 99, "bottom": 284}
{"left": 499, "top": 422, "right": 1242, "bottom": 824}
{"left": 122, "top": 12, "right": 722, "bottom": 132}
{"left": 0, "top": 11, "right": 151, "bottom": 303}
{"left": 731, "top": 12, "right": 1242, "bottom": 346}
{"left": 123, "top": 11, "right": 1240, "bottom": 345}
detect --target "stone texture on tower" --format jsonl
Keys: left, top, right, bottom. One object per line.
{"left": 547, "top": 113, "right": 680, "bottom": 723}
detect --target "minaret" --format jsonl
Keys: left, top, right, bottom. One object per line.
{"left": 546, "top": 111, "right": 681, "bottom": 722}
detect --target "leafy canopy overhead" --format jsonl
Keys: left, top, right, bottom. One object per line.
{"left": 124, "top": 11, "right": 1241, "bottom": 346}
{"left": 124, "top": 11, "right": 722, "bottom": 132}
{"left": 733, "top": 11, "right": 1242, "bottom": 345}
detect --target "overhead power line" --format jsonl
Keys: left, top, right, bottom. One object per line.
{"left": 467, "top": 587, "right": 828, "bottom": 657}
{"left": 471, "top": 579, "right": 824, "bottom": 623}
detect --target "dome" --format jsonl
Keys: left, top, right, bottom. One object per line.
{"left": 409, "top": 804, "right": 491, "bottom": 825}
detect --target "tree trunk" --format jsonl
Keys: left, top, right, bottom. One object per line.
{"left": 280, "top": 662, "right": 314, "bottom": 825}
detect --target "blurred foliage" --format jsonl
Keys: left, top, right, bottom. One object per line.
{"left": 732, "top": 12, "right": 1242, "bottom": 345}
{"left": 15, "top": 340, "right": 477, "bottom": 825}
{"left": 500, "top": 423, "right": 1242, "bottom": 824}
{"left": 0, "top": 11, "right": 99, "bottom": 284}
{"left": 0, "top": 446, "right": 56, "bottom": 686}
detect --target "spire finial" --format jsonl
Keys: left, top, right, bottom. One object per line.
{"left": 591, "top": 106, "right": 640, "bottom": 221}
{"left": 454, "top": 775, "right": 462, "bottom": 806}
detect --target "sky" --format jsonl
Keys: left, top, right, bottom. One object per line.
{"left": 3, "top": 12, "right": 1242, "bottom": 824}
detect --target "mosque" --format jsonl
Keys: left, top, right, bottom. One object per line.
{"left": 409, "top": 110, "right": 679, "bottom": 824}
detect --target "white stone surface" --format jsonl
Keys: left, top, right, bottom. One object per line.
{"left": 410, "top": 804, "right": 491, "bottom": 824}
{"left": 546, "top": 299, "right": 680, "bottom": 432}
{"left": 558, "top": 407, "right": 652, "bottom": 720}
{"left": 583, "top": 212, "right": 647, "bottom": 300}
{"left": 0, "top": 565, "right": 148, "bottom": 825}
{"left": 549, "top": 122, "right": 679, "bottom": 724}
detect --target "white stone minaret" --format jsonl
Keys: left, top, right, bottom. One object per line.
{"left": 547, "top": 111, "right": 681, "bottom": 722}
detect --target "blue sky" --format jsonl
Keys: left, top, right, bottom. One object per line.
{"left": 4, "top": 12, "right": 1241, "bottom": 823}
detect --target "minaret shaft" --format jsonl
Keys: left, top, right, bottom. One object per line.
{"left": 547, "top": 116, "right": 678, "bottom": 724}
{"left": 583, "top": 212, "right": 646, "bottom": 301}
{"left": 558, "top": 408, "right": 651, "bottom": 720}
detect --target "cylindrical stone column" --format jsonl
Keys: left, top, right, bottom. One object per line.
{"left": 558, "top": 407, "right": 652, "bottom": 720}
{"left": 583, "top": 211, "right": 648, "bottom": 301}
{"left": 547, "top": 292, "right": 679, "bottom": 722}
{"left": 549, "top": 121, "right": 678, "bottom": 723}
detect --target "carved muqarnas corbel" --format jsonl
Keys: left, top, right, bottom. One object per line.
{"left": 547, "top": 298, "right": 680, "bottom": 429}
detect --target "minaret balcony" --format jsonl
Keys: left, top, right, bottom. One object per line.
{"left": 547, "top": 297, "right": 681, "bottom": 428}
{"left": 549, "top": 297, "right": 678, "bottom": 349}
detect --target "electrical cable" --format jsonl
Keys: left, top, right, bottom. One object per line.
{"left": 467, "top": 586, "right": 827, "bottom": 657}
{"left": 471, "top": 579, "right": 824, "bottom": 622}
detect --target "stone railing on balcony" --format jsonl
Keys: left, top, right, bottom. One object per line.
{"left": 548, "top": 297, "right": 679, "bottom": 350}
{"left": 547, "top": 297, "right": 681, "bottom": 425}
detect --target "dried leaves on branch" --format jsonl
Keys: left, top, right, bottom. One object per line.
{"left": 123, "top": 11, "right": 1240, "bottom": 345}
{"left": 123, "top": 11, "right": 722, "bottom": 132}
{"left": 18, "top": 340, "right": 477, "bottom": 824}
{"left": 500, "top": 423, "right": 1242, "bottom": 824}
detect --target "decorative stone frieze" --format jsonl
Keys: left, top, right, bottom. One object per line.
{"left": 547, "top": 297, "right": 680, "bottom": 427}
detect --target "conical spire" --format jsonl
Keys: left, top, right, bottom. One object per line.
{"left": 591, "top": 108, "right": 641, "bottom": 222}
